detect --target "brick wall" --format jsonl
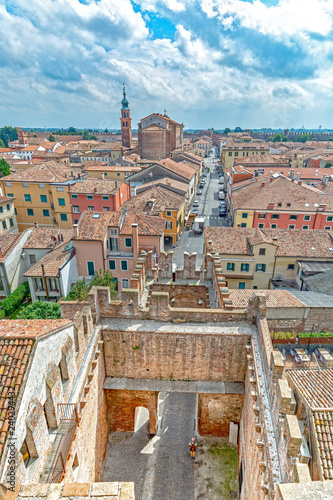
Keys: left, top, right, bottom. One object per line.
{"left": 148, "top": 284, "right": 210, "bottom": 308}
{"left": 105, "top": 389, "right": 158, "bottom": 436}
{"left": 102, "top": 329, "right": 250, "bottom": 382}
{"left": 198, "top": 393, "right": 244, "bottom": 436}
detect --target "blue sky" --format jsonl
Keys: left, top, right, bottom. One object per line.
{"left": 0, "top": 0, "right": 333, "bottom": 129}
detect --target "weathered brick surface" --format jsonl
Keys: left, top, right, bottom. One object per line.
{"left": 102, "top": 329, "right": 250, "bottom": 382}
{"left": 198, "top": 393, "right": 244, "bottom": 436}
{"left": 148, "top": 284, "right": 210, "bottom": 308}
{"left": 105, "top": 389, "right": 158, "bottom": 435}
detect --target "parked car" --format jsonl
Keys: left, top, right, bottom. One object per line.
{"left": 197, "top": 189, "right": 203, "bottom": 195}
{"left": 199, "top": 183, "right": 205, "bottom": 189}
{"left": 192, "top": 208, "right": 199, "bottom": 215}
{"left": 219, "top": 178, "right": 224, "bottom": 184}
{"left": 220, "top": 201, "right": 226, "bottom": 208}
{"left": 193, "top": 200, "right": 200, "bottom": 208}
{"left": 219, "top": 209, "right": 226, "bottom": 217}
{"left": 202, "top": 172, "right": 207, "bottom": 177}
{"left": 218, "top": 191, "right": 225, "bottom": 200}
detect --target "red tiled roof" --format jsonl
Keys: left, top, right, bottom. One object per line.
{"left": 287, "top": 369, "right": 333, "bottom": 408}
{"left": 121, "top": 185, "right": 184, "bottom": 214}
{"left": 69, "top": 179, "right": 122, "bottom": 195}
{"left": 24, "top": 228, "right": 73, "bottom": 249}
{"left": 0, "top": 233, "right": 26, "bottom": 263}
{"left": 24, "top": 242, "right": 73, "bottom": 277}
{"left": 228, "top": 289, "right": 306, "bottom": 309}
{"left": 312, "top": 410, "right": 333, "bottom": 480}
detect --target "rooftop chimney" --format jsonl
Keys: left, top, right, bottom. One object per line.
{"left": 261, "top": 182, "right": 265, "bottom": 187}
{"left": 290, "top": 169, "right": 295, "bottom": 179}
{"left": 268, "top": 201, "right": 274, "bottom": 209}
{"left": 73, "top": 224, "right": 79, "bottom": 238}
{"left": 132, "top": 223, "right": 139, "bottom": 261}
{"left": 296, "top": 172, "right": 301, "bottom": 181}
{"left": 34, "top": 222, "right": 38, "bottom": 228}
{"left": 323, "top": 174, "right": 329, "bottom": 186}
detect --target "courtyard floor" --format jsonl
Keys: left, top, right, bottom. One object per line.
{"left": 102, "top": 392, "right": 238, "bottom": 500}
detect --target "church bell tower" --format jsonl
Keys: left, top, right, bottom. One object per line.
{"left": 120, "top": 84, "right": 132, "bottom": 148}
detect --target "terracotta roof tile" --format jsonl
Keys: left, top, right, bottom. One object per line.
{"left": 228, "top": 289, "right": 306, "bottom": 309}
{"left": 24, "top": 242, "right": 73, "bottom": 277}
{"left": 313, "top": 410, "right": 333, "bottom": 480}
{"left": 0, "top": 233, "right": 26, "bottom": 263}
{"left": 69, "top": 178, "right": 123, "bottom": 195}
{"left": 121, "top": 185, "right": 184, "bottom": 214}
{"left": 157, "top": 158, "right": 196, "bottom": 180}
{"left": 287, "top": 369, "right": 333, "bottom": 408}
{"left": 3, "top": 163, "right": 80, "bottom": 183}
{"left": 75, "top": 211, "right": 121, "bottom": 241}
{"left": 24, "top": 228, "right": 73, "bottom": 249}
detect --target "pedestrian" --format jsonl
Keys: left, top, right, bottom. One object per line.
{"left": 188, "top": 437, "right": 197, "bottom": 459}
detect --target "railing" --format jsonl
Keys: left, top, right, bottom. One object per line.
{"left": 49, "top": 404, "right": 78, "bottom": 483}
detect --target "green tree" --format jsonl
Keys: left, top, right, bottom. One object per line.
{"left": 272, "top": 133, "right": 283, "bottom": 142}
{"left": 48, "top": 134, "right": 56, "bottom": 142}
{"left": 234, "top": 127, "right": 243, "bottom": 132}
{"left": 325, "top": 162, "right": 332, "bottom": 168}
{"left": 282, "top": 136, "right": 289, "bottom": 142}
{"left": 0, "top": 139, "right": 6, "bottom": 148}
{"left": 68, "top": 126, "right": 77, "bottom": 134}
{"left": 0, "top": 158, "right": 10, "bottom": 177}
{"left": 65, "top": 270, "right": 117, "bottom": 301}
{"left": 18, "top": 301, "right": 61, "bottom": 319}
{"left": 82, "top": 131, "right": 97, "bottom": 141}
{"left": 266, "top": 136, "right": 274, "bottom": 142}
{"left": 0, "top": 126, "right": 18, "bottom": 147}
{"left": 296, "top": 133, "right": 310, "bottom": 143}
{"left": 223, "top": 128, "right": 231, "bottom": 135}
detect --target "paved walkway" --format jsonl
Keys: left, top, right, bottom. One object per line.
{"left": 103, "top": 392, "right": 197, "bottom": 500}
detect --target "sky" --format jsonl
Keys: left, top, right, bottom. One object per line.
{"left": 1, "top": 0, "right": 333, "bottom": 130}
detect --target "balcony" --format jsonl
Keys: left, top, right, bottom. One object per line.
{"left": 107, "top": 250, "right": 134, "bottom": 258}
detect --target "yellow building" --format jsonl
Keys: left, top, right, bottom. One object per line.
{"left": 84, "top": 164, "right": 141, "bottom": 181}
{"left": 221, "top": 142, "right": 269, "bottom": 171}
{"left": 204, "top": 227, "right": 333, "bottom": 290}
{"left": 0, "top": 164, "right": 81, "bottom": 231}
{"left": 0, "top": 196, "right": 18, "bottom": 234}
{"left": 120, "top": 185, "right": 185, "bottom": 245}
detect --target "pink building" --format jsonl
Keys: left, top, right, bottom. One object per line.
{"left": 72, "top": 210, "right": 165, "bottom": 290}
{"left": 69, "top": 179, "right": 130, "bottom": 224}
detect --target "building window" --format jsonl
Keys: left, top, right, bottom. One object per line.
{"left": 102, "top": 196, "right": 109, "bottom": 200}
{"left": 73, "top": 206, "right": 80, "bottom": 213}
{"left": 6, "top": 182, "right": 12, "bottom": 187}
{"left": 88, "top": 206, "right": 94, "bottom": 211}
{"left": 289, "top": 224, "right": 295, "bottom": 229}
{"left": 103, "top": 207, "right": 110, "bottom": 212}
{"left": 6, "top": 204, "right": 10, "bottom": 211}
{"left": 110, "top": 228, "right": 118, "bottom": 235}
{"left": 117, "top": 173, "right": 120, "bottom": 176}
{"left": 109, "top": 237, "right": 118, "bottom": 251}
{"left": 29, "top": 254, "right": 36, "bottom": 264}
{"left": 271, "top": 224, "right": 277, "bottom": 228}
{"left": 24, "top": 194, "right": 31, "bottom": 202}
{"left": 87, "top": 195, "right": 94, "bottom": 200}
{"left": 56, "top": 187, "right": 64, "bottom": 192}
{"left": 258, "top": 223, "right": 264, "bottom": 228}
{"left": 277, "top": 203, "right": 282, "bottom": 207}
{"left": 87, "top": 261, "right": 95, "bottom": 276}
{"left": 39, "top": 183, "right": 45, "bottom": 188}
{"left": 238, "top": 282, "right": 245, "bottom": 289}
{"left": 302, "top": 225, "right": 309, "bottom": 229}
{"left": 241, "top": 263, "right": 249, "bottom": 272}
{"left": 43, "top": 209, "right": 50, "bottom": 217}
{"left": 109, "top": 260, "right": 116, "bottom": 270}
{"left": 258, "top": 214, "right": 266, "bottom": 219}
{"left": 125, "top": 238, "right": 132, "bottom": 248}
{"left": 71, "top": 194, "right": 78, "bottom": 199}
{"left": 241, "top": 223, "right": 247, "bottom": 227}
{"left": 327, "top": 216, "right": 333, "bottom": 222}
{"left": 122, "top": 278, "right": 129, "bottom": 289}
{"left": 304, "top": 215, "right": 311, "bottom": 221}
{"left": 259, "top": 248, "right": 266, "bottom": 256}
{"left": 324, "top": 226, "right": 331, "bottom": 230}
{"left": 0, "top": 207, "right": 3, "bottom": 214}
{"left": 121, "top": 260, "right": 128, "bottom": 271}
{"left": 226, "top": 263, "right": 235, "bottom": 271}
{"left": 234, "top": 152, "right": 238, "bottom": 157}
{"left": 40, "top": 195, "right": 47, "bottom": 203}
{"left": 58, "top": 198, "right": 65, "bottom": 206}
{"left": 7, "top": 194, "right": 14, "bottom": 197}
{"left": 9, "top": 218, "right": 13, "bottom": 227}
{"left": 49, "top": 278, "right": 58, "bottom": 291}
{"left": 74, "top": 220, "right": 78, "bottom": 224}
{"left": 2, "top": 221, "right": 7, "bottom": 230}
{"left": 60, "top": 214, "right": 67, "bottom": 221}
{"left": 166, "top": 221, "right": 172, "bottom": 230}
{"left": 289, "top": 214, "right": 298, "bottom": 220}
{"left": 35, "top": 278, "right": 44, "bottom": 290}
{"left": 288, "top": 264, "right": 295, "bottom": 270}
{"left": 228, "top": 152, "right": 232, "bottom": 156}
{"left": 27, "top": 209, "right": 34, "bottom": 216}
{"left": 22, "top": 183, "right": 29, "bottom": 188}
{"left": 20, "top": 439, "right": 32, "bottom": 466}
{"left": 241, "top": 213, "right": 248, "bottom": 218}
{"left": 256, "top": 264, "right": 266, "bottom": 272}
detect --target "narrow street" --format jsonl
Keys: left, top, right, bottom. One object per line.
{"left": 103, "top": 392, "right": 197, "bottom": 500}
{"left": 173, "top": 155, "right": 229, "bottom": 269}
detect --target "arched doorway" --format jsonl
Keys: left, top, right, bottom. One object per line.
{"left": 134, "top": 406, "right": 149, "bottom": 434}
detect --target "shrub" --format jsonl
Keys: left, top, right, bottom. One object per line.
{"left": 18, "top": 301, "right": 61, "bottom": 319}
{"left": 0, "top": 282, "right": 30, "bottom": 317}
{"left": 65, "top": 270, "right": 117, "bottom": 301}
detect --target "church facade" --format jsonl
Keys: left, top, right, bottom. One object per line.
{"left": 138, "top": 113, "right": 184, "bottom": 160}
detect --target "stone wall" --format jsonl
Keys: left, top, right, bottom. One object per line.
{"left": 198, "top": 393, "right": 244, "bottom": 436}
{"left": 102, "top": 329, "right": 250, "bottom": 383}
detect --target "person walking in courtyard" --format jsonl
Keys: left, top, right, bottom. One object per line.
{"left": 188, "top": 437, "right": 197, "bottom": 459}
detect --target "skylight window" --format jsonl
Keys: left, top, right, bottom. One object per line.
{"left": 92, "top": 214, "right": 100, "bottom": 219}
